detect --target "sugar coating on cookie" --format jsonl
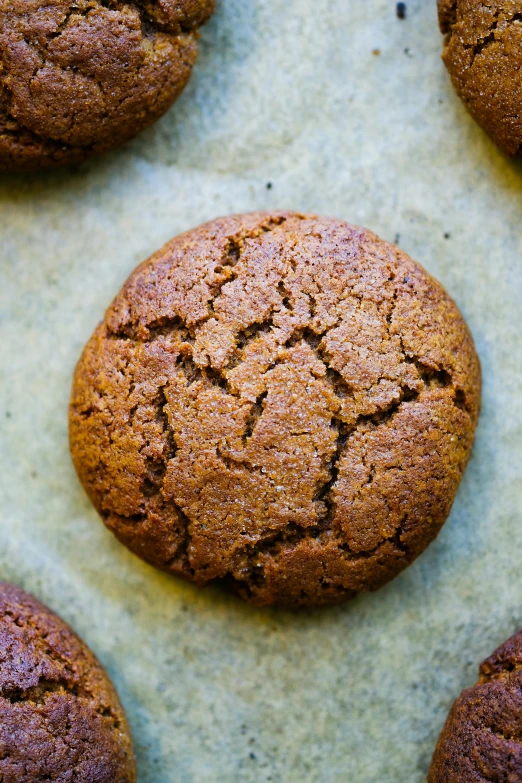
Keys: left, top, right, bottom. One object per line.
{"left": 70, "top": 212, "right": 481, "bottom": 609}
{"left": 439, "top": 0, "right": 522, "bottom": 155}
{"left": 0, "top": 582, "right": 136, "bottom": 783}
{"left": 429, "top": 630, "right": 522, "bottom": 781}
{"left": 0, "top": 0, "right": 214, "bottom": 171}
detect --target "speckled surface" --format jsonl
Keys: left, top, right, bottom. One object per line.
{"left": 0, "top": 1, "right": 521, "bottom": 781}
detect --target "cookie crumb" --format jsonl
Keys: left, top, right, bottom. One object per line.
{"left": 397, "top": 2, "right": 406, "bottom": 19}
{"left": 372, "top": 48, "right": 381, "bottom": 56}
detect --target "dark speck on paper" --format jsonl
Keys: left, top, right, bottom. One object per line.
{"left": 397, "top": 2, "right": 406, "bottom": 19}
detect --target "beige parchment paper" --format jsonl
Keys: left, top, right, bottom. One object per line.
{"left": 1, "top": 1, "right": 522, "bottom": 780}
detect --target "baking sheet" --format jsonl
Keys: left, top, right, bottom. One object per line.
{"left": 1, "top": 0, "right": 522, "bottom": 780}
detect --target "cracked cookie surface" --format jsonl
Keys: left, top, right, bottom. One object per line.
{"left": 69, "top": 212, "right": 481, "bottom": 609}
{"left": 0, "top": 0, "right": 214, "bottom": 171}
{"left": 0, "top": 581, "right": 135, "bottom": 782}
{"left": 438, "top": 0, "right": 522, "bottom": 154}
{"left": 429, "top": 630, "right": 522, "bottom": 782}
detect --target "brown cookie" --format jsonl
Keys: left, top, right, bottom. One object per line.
{"left": 429, "top": 630, "right": 522, "bottom": 782}
{"left": 69, "top": 212, "right": 481, "bottom": 609}
{"left": 438, "top": 0, "right": 522, "bottom": 155}
{"left": 0, "top": 0, "right": 214, "bottom": 171}
{"left": 0, "top": 581, "right": 136, "bottom": 782}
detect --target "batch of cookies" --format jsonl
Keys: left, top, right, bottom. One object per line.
{"left": 0, "top": 1, "right": 520, "bottom": 780}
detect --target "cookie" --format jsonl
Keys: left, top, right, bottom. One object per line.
{"left": 0, "top": 0, "right": 214, "bottom": 171}
{"left": 0, "top": 581, "right": 136, "bottom": 782}
{"left": 438, "top": 0, "right": 522, "bottom": 154}
{"left": 429, "top": 630, "right": 522, "bottom": 781}
{"left": 69, "top": 212, "right": 481, "bottom": 609}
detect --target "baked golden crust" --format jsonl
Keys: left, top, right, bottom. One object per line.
{"left": 439, "top": 0, "right": 522, "bottom": 155}
{"left": 70, "top": 212, "right": 481, "bottom": 608}
{"left": 0, "top": 581, "right": 136, "bottom": 782}
{"left": 429, "top": 630, "right": 522, "bottom": 782}
{"left": 0, "top": 0, "right": 214, "bottom": 171}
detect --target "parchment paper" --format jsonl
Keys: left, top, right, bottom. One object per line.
{"left": 1, "top": 1, "right": 522, "bottom": 780}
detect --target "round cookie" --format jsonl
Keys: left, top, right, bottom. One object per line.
{"left": 429, "top": 630, "right": 522, "bottom": 782}
{"left": 69, "top": 212, "right": 481, "bottom": 609}
{"left": 0, "top": 0, "right": 214, "bottom": 171}
{"left": 0, "top": 581, "right": 135, "bottom": 782}
{"left": 438, "top": 0, "right": 522, "bottom": 155}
